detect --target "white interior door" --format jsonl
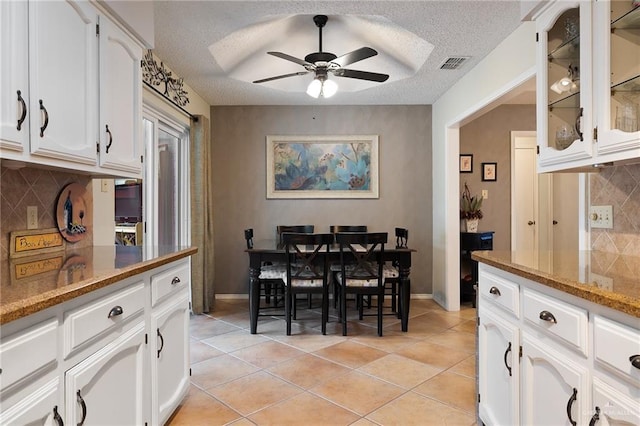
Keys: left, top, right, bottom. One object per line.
{"left": 511, "top": 131, "right": 548, "bottom": 267}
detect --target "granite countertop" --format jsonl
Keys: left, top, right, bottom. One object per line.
{"left": 472, "top": 250, "right": 640, "bottom": 318}
{"left": 0, "top": 245, "right": 198, "bottom": 325}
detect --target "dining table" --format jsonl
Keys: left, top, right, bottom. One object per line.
{"left": 245, "top": 238, "right": 415, "bottom": 334}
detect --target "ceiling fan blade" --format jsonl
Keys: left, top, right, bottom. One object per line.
{"left": 267, "top": 51, "right": 314, "bottom": 67}
{"left": 332, "top": 47, "right": 378, "bottom": 67}
{"left": 333, "top": 68, "right": 389, "bottom": 82}
{"left": 253, "top": 71, "right": 309, "bottom": 84}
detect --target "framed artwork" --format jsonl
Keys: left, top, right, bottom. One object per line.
{"left": 482, "top": 162, "right": 497, "bottom": 181}
{"left": 266, "top": 135, "right": 379, "bottom": 199}
{"left": 459, "top": 154, "right": 473, "bottom": 173}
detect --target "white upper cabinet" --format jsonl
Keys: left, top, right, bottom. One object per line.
{"left": 0, "top": 0, "right": 144, "bottom": 178}
{"left": 28, "top": 0, "right": 98, "bottom": 165}
{"left": 536, "top": 1, "right": 640, "bottom": 172}
{"left": 536, "top": 1, "right": 594, "bottom": 172}
{"left": 98, "top": 16, "right": 143, "bottom": 175}
{"left": 0, "top": 0, "right": 30, "bottom": 153}
{"left": 593, "top": 1, "right": 640, "bottom": 160}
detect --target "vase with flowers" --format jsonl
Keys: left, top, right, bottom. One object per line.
{"left": 460, "top": 182, "right": 483, "bottom": 232}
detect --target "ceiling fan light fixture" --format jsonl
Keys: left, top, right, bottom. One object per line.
{"left": 306, "top": 76, "right": 337, "bottom": 98}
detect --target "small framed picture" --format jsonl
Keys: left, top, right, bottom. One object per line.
{"left": 482, "top": 162, "right": 497, "bottom": 181}
{"left": 459, "top": 154, "right": 473, "bottom": 173}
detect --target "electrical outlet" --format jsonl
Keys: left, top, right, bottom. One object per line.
{"left": 590, "top": 273, "right": 613, "bottom": 291}
{"left": 27, "top": 206, "right": 38, "bottom": 229}
{"left": 482, "top": 189, "right": 488, "bottom": 200}
{"left": 101, "top": 179, "right": 109, "bottom": 192}
{"left": 590, "top": 205, "right": 613, "bottom": 229}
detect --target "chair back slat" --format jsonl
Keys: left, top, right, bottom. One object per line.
{"left": 336, "top": 232, "right": 387, "bottom": 281}
{"left": 282, "top": 233, "right": 333, "bottom": 283}
{"left": 277, "top": 225, "right": 314, "bottom": 246}
{"left": 329, "top": 225, "right": 367, "bottom": 234}
{"left": 244, "top": 228, "right": 254, "bottom": 249}
{"left": 395, "top": 227, "right": 408, "bottom": 249}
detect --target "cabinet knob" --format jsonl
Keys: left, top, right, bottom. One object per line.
{"left": 107, "top": 305, "right": 123, "bottom": 318}
{"left": 171, "top": 276, "right": 181, "bottom": 285}
{"left": 539, "top": 310, "right": 557, "bottom": 324}
{"left": 630, "top": 354, "right": 640, "bottom": 370}
{"left": 527, "top": 220, "right": 535, "bottom": 226}
{"left": 489, "top": 286, "right": 501, "bottom": 296}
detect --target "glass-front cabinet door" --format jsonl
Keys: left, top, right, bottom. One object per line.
{"left": 593, "top": 0, "right": 640, "bottom": 159}
{"left": 537, "top": 1, "right": 594, "bottom": 172}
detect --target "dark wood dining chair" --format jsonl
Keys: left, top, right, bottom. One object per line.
{"left": 382, "top": 227, "right": 409, "bottom": 318}
{"left": 282, "top": 232, "right": 334, "bottom": 335}
{"left": 277, "top": 225, "right": 315, "bottom": 308}
{"left": 244, "top": 228, "right": 285, "bottom": 318}
{"left": 336, "top": 232, "right": 387, "bottom": 336}
{"left": 329, "top": 225, "right": 367, "bottom": 309}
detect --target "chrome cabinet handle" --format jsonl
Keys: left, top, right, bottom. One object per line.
{"left": 77, "top": 390, "right": 87, "bottom": 426}
{"left": 589, "top": 406, "right": 600, "bottom": 426}
{"left": 17, "top": 90, "right": 27, "bottom": 131}
{"left": 107, "top": 305, "right": 123, "bottom": 318}
{"left": 630, "top": 354, "right": 640, "bottom": 370}
{"left": 39, "top": 99, "right": 49, "bottom": 137}
{"left": 53, "top": 405, "right": 64, "bottom": 426}
{"left": 171, "top": 276, "right": 181, "bottom": 285}
{"left": 489, "top": 286, "right": 501, "bottom": 296}
{"left": 503, "top": 342, "right": 512, "bottom": 377}
{"left": 105, "top": 125, "right": 113, "bottom": 153}
{"left": 539, "top": 310, "right": 557, "bottom": 324}
{"left": 566, "top": 388, "right": 577, "bottom": 426}
{"left": 157, "top": 328, "right": 164, "bottom": 358}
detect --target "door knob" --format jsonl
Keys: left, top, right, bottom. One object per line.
{"left": 553, "top": 220, "right": 558, "bottom": 225}
{"left": 528, "top": 220, "right": 535, "bottom": 226}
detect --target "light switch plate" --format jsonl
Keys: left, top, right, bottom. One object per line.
{"left": 482, "top": 189, "right": 488, "bottom": 200}
{"left": 27, "top": 206, "right": 38, "bottom": 229}
{"left": 590, "top": 205, "right": 613, "bottom": 229}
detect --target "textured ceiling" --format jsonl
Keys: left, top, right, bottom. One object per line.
{"left": 153, "top": 1, "right": 524, "bottom": 106}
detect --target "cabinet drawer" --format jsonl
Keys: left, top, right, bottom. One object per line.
{"left": 151, "top": 261, "right": 189, "bottom": 307}
{"left": 63, "top": 281, "right": 145, "bottom": 357}
{"left": 523, "top": 288, "right": 588, "bottom": 356}
{"left": 478, "top": 270, "right": 520, "bottom": 318}
{"left": 0, "top": 318, "right": 57, "bottom": 393}
{"left": 593, "top": 315, "right": 640, "bottom": 385}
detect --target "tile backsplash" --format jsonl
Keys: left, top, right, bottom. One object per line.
{"left": 0, "top": 165, "right": 92, "bottom": 259}
{"left": 590, "top": 163, "right": 640, "bottom": 255}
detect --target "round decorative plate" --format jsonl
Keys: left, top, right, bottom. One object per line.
{"left": 56, "top": 183, "right": 88, "bottom": 243}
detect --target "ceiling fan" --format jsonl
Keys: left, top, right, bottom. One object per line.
{"left": 253, "top": 15, "right": 389, "bottom": 98}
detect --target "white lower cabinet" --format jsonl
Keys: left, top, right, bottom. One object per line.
{"left": 0, "top": 257, "right": 192, "bottom": 426}
{"left": 477, "top": 263, "right": 640, "bottom": 426}
{"left": 478, "top": 308, "right": 520, "bottom": 426}
{"left": 65, "top": 322, "right": 146, "bottom": 425}
{"left": 151, "top": 293, "right": 190, "bottom": 425}
{"left": 0, "top": 375, "right": 62, "bottom": 425}
{"left": 520, "top": 334, "right": 589, "bottom": 426}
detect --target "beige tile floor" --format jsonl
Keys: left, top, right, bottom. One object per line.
{"left": 168, "top": 298, "right": 478, "bottom": 426}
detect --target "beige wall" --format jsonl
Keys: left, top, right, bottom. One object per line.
{"left": 589, "top": 164, "right": 640, "bottom": 255}
{"left": 211, "top": 105, "right": 433, "bottom": 295}
{"left": 460, "top": 104, "right": 537, "bottom": 251}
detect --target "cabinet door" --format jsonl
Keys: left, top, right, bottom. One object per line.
{"left": 593, "top": 0, "right": 640, "bottom": 160}
{"left": 0, "top": 0, "right": 29, "bottom": 152}
{"left": 478, "top": 308, "right": 520, "bottom": 426}
{"left": 65, "top": 322, "right": 147, "bottom": 426}
{"left": 150, "top": 292, "right": 190, "bottom": 425}
{"left": 536, "top": 1, "right": 594, "bottom": 172}
{"left": 521, "top": 334, "right": 589, "bottom": 426}
{"left": 0, "top": 377, "right": 63, "bottom": 426}
{"left": 98, "top": 16, "right": 143, "bottom": 175}
{"left": 591, "top": 377, "right": 640, "bottom": 426}
{"left": 28, "top": 0, "right": 97, "bottom": 165}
